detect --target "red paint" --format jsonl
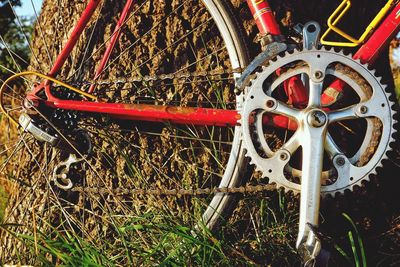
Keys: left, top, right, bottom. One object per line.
{"left": 321, "top": 79, "right": 346, "bottom": 106}
{"left": 28, "top": 90, "right": 300, "bottom": 130}
{"left": 354, "top": 3, "right": 400, "bottom": 64}
{"left": 271, "top": 115, "right": 298, "bottom": 131}
{"left": 49, "top": 100, "right": 241, "bottom": 127}
{"left": 246, "top": 0, "right": 281, "bottom": 36}
{"left": 261, "top": 114, "right": 297, "bottom": 131}
{"left": 322, "top": 3, "right": 400, "bottom": 105}
{"left": 284, "top": 76, "right": 308, "bottom": 107}
{"left": 48, "top": 0, "right": 101, "bottom": 77}
{"left": 88, "top": 0, "right": 135, "bottom": 93}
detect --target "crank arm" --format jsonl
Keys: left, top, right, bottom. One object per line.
{"left": 296, "top": 109, "right": 328, "bottom": 262}
{"left": 297, "top": 26, "right": 326, "bottom": 261}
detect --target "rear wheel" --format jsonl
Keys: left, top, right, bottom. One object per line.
{"left": 0, "top": 0, "right": 249, "bottom": 262}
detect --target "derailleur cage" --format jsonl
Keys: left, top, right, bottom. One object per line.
{"left": 19, "top": 112, "right": 92, "bottom": 190}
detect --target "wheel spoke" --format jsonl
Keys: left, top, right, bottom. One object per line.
{"left": 6, "top": 0, "right": 44, "bottom": 73}
{"left": 99, "top": 1, "right": 188, "bottom": 77}
{"left": 29, "top": 0, "right": 53, "bottom": 67}
{"left": 1, "top": 1, "right": 249, "bottom": 256}
{"left": 69, "top": 0, "right": 151, "bottom": 79}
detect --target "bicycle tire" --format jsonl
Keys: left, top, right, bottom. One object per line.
{"left": 0, "top": 0, "right": 250, "bottom": 262}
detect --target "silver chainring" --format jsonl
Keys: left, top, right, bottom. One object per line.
{"left": 241, "top": 47, "right": 397, "bottom": 197}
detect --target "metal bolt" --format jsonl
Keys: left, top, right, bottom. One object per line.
{"left": 280, "top": 152, "right": 289, "bottom": 161}
{"left": 23, "top": 98, "right": 39, "bottom": 109}
{"left": 307, "top": 110, "right": 327, "bottom": 127}
{"left": 336, "top": 156, "right": 345, "bottom": 166}
{"left": 234, "top": 87, "right": 242, "bottom": 96}
{"left": 313, "top": 71, "right": 324, "bottom": 80}
{"left": 359, "top": 105, "right": 368, "bottom": 114}
{"left": 266, "top": 99, "right": 275, "bottom": 109}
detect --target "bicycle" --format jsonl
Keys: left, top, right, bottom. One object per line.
{"left": 0, "top": 0, "right": 398, "bottom": 265}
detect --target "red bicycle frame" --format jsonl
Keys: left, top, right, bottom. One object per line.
{"left": 24, "top": 0, "right": 400, "bottom": 128}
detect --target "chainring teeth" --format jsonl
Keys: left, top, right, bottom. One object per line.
{"left": 240, "top": 46, "right": 397, "bottom": 196}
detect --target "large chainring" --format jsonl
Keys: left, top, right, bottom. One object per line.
{"left": 241, "top": 47, "right": 397, "bottom": 196}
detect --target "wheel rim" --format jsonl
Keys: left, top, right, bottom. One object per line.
{"left": 0, "top": 0, "right": 248, "bottom": 261}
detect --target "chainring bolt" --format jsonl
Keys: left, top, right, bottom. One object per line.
{"left": 266, "top": 99, "right": 276, "bottom": 109}
{"left": 359, "top": 105, "right": 368, "bottom": 114}
{"left": 234, "top": 87, "right": 242, "bottom": 96}
{"left": 280, "top": 152, "right": 289, "bottom": 161}
{"left": 313, "top": 70, "right": 324, "bottom": 80}
{"left": 335, "top": 156, "right": 345, "bottom": 166}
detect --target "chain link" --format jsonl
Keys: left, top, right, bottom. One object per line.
{"left": 333, "top": 63, "right": 382, "bottom": 167}
{"left": 63, "top": 60, "right": 381, "bottom": 197}
{"left": 68, "top": 67, "right": 277, "bottom": 197}
{"left": 71, "top": 183, "right": 276, "bottom": 196}
{"left": 80, "top": 68, "right": 242, "bottom": 87}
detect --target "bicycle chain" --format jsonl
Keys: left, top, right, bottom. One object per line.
{"left": 70, "top": 183, "right": 276, "bottom": 196}
{"left": 66, "top": 69, "right": 281, "bottom": 197}
{"left": 78, "top": 68, "right": 242, "bottom": 87}
{"left": 62, "top": 68, "right": 278, "bottom": 197}
{"left": 63, "top": 59, "right": 382, "bottom": 197}
{"left": 333, "top": 63, "right": 382, "bottom": 167}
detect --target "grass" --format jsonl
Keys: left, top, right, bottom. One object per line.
{"left": 0, "top": 185, "right": 7, "bottom": 223}
{"left": 395, "top": 77, "right": 400, "bottom": 100}
{"left": 393, "top": 68, "right": 400, "bottom": 100}
{"left": 1, "top": 222, "right": 113, "bottom": 266}
{"left": 2, "top": 59, "right": 399, "bottom": 267}
{"left": 334, "top": 213, "right": 367, "bottom": 267}
{"left": 1, "top": 210, "right": 255, "bottom": 266}
{"left": 1, "top": 187, "right": 302, "bottom": 265}
{"left": 208, "top": 191, "right": 301, "bottom": 266}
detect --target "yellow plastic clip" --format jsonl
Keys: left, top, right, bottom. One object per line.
{"left": 320, "top": 0, "right": 395, "bottom": 47}
{"left": 0, "top": 71, "right": 97, "bottom": 127}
